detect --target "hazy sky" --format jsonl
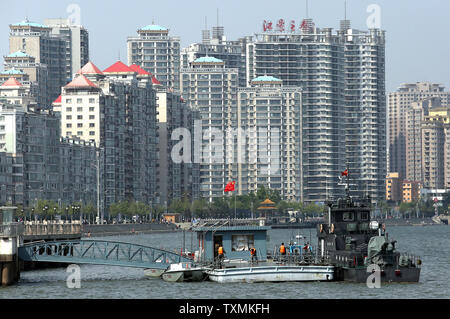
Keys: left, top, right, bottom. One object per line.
{"left": 1, "top": 0, "right": 449, "bottom": 93}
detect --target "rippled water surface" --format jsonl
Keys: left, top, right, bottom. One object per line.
{"left": 1, "top": 225, "right": 449, "bottom": 299}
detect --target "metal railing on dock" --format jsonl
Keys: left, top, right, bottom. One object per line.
{"left": 1, "top": 221, "right": 81, "bottom": 238}
{"left": 23, "top": 222, "right": 81, "bottom": 237}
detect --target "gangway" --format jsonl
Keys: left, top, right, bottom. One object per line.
{"left": 18, "top": 239, "right": 192, "bottom": 270}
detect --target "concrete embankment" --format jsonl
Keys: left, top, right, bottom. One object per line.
{"left": 377, "top": 218, "right": 436, "bottom": 226}
{"left": 82, "top": 222, "right": 179, "bottom": 237}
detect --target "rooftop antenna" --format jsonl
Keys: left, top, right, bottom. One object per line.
{"left": 344, "top": 0, "right": 347, "bottom": 20}
{"left": 205, "top": 16, "right": 208, "bottom": 30}
{"left": 217, "top": 8, "right": 219, "bottom": 27}
{"left": 306, "top": 0, "right": 309, "bottom": 18}
{"left": 118, "top": 49, "right": 120, "bottom": 61}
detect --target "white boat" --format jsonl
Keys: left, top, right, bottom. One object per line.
{"left": 206, "top": 264, "right": 334, "bottom": 283}
{"left": 144, "top": 268, "right": 166, "bottom": 278}
{"left": 161, "top": 262, "right": 207, "bottom": 282}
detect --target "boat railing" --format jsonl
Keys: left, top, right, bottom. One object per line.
{"left": 397, "top": 252, "right": 422, "bottom": 268}
{"left": 270, "top": 246, "right": 319, "bottom": 265}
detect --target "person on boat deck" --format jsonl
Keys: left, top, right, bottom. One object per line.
{"left": 280, "top": 243, "right": 286, "bottom": 256}
{"left": 250, "top": 247, "right": 257, "bottom": 263}
{"left": 303, "top": 242, "right": 309, "bottom": 252}
{"left": 218, "top": 246, "right": 225, "bottom": 266}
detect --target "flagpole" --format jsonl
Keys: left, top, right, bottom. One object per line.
{"left": 234, "top": 194, "right": 237, "bottom": 219}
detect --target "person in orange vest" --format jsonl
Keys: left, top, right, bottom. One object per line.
{"left": 280, "top": 243, "right": 286, "bottom": 256}
{"left": 250, "top": 246, "right": 257, "bottom": 263}
{"left": 217, "top": 246, "right": 225, "bottom": 267}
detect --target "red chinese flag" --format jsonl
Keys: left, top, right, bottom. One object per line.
{"left": 224, "top": 181, "right": 236, "bottom": 192}
{"left": 341, "top": 169, "right": 348, "bottom": 176}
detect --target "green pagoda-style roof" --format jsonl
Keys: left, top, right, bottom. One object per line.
{"left": 6, "top": 51, "right": 31, "bottom": 58}
{"left": 139, "top": 24, "right": 168, "bottom": 31}
{"left": 12, "top": 21, "right": 47, "bottom": 28}
{"left": 252, "top": 75, "right": 282, "bottom": 82}
{"left": 1, "top": 68, "right": 24, "bottom": 75}
{"left": 194, "top": 56, "right": 223, "bottom": 63}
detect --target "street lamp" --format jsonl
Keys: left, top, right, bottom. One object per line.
{"left": 43, "top": 205, "right": 49, "bottom": 221}
{"left": 72, "top": 205, "right": 81, "bottom": 222}
{"left": 90, "top": 148, "right": 101, "bottom": 224}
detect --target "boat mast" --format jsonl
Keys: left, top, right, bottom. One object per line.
{"left": 346, "top": 162, "right": 350, "bottom": 199}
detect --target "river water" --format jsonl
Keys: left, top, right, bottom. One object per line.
{"left": 1, "top": 225, "right": 449, "bottom": 299}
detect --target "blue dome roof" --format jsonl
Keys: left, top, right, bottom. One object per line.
{"left": 194, "top": 56, "right": 223, "bottom": 63}
{"left": 7, "top": 51, "right": 31, "bottom": 58}
{"left": 140, "top": 24, "right": 168, "bottom": 31}
{"left": 12, "top": 21, "right": 47, "bottom": 28}
{"left": 1, "top": 68, "right": 24, "bottom": 75}
{"left": 252, "top": 75, "right": 282, "bottom": 82}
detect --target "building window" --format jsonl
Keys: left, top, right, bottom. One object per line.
{"left": 66, "top": 107, "right": 72, "bottom": 112}
{"left": 89, "top": 131, "right": 95, "bottom": 136}
{"left": 66, "top": 131, "right": 72, "bottom": 136}
{"left": 89, "top": 107, "right": 95, "bottom": 112}
{"left": 343, "top": 212, "right": 354, "bottom": 221}
{"left": 89, "top": 98, "right": 95, "bottom": 103}
{"left": 77, "top": 123, "right": 83, "bottom": 128}
{"left": 77, "top": 115, "right": 83, "bottom": 120}
{"left": 77, "top": 98, "right": 82, "bottom": 104}
{"left": 231, "top": 235, "right": 254, "bottom": 252}
{"left": 89, "top": 115, "right": 95, "bottom": 120}
{"left": 66, "top": 115, "right": 72, "bottom": 120}
{"left": 66, "top": 124, "right": 72, "bottom": 128}
{"left": 77, "top": 107, "right": 83, "bottom": 112}
{"left": 77, "top": 131, "right": 83, "bottom": 135}
{"left": 89, "top": 123, "right": 95, "bottom": 128}
{"left": 66, "top": 99, "right": 72, "bottom": 103}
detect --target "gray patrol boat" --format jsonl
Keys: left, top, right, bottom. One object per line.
{"left": 317, "top": 170, "right": 422, "bottom": 283}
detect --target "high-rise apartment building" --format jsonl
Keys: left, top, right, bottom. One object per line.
{"left": 235, "top": 76, "right": 302, "bottom": 201}
{"left": 44, "top": 18, "right": 90, "bottom": 80}
{"left": 421, "top": 113, "right": 446, "bottom": 190}
{"left": 247, "top": 25, "right": 345, "bottom": 202}
{"left": 405, "top": 98, "right": 441, "bottom": 184}
{"left": 421, "top": 106, "right": 450, "bottom": 190}
{"left": 341, "top": 26, "right": 386, "bottom": 202}
{"left": 388, "top": 82, "right": 450, "bottom": 179}
{"left": 2, "top": 51, "right": 49, "bottom": 107}
{"left": 155, "top": 85, "right": 200, "bottom": 206}
{"left": 59, "top": 61, "right": 158, "bottom": 217}
{"left": 402, "top": 180, "right": 421, "bottom": 203}
{"left": 0, "top": 80, "right": 97, "bottom": 208}
{"left": 180, "top": 57, "right": 238, "bottom": 201}
{"left": 58, "top": 136, "right": 97, "bottom": 208}
{"left": 385, "top": 172, "right": 401, "bottom": 202}
{"left": 8, "top": 21, "right": 68, "bottom": 105}
{"left": 181, "top": 26, "right": 249, "bottom": 87}
{"left": 0, "top": 151, "right": 13, "bottom": 205}
{"left": 246, "top": 19, "right": 386, "bottom": 202}
{"left": 127, "top": 24, "right": 180, "bottom": 90}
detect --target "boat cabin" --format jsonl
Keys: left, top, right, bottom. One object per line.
{"left": 317, "top": 197, "right": 383, "bottom": 266}
{"left": 192, "top": 219, "right": 270, "bottom": 262}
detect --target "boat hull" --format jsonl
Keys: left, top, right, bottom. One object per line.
{"left": 206, "top": 265, "right": 334, "bottom": 283}
{"left": 335, "top": 266, "right": 421, "bottom": 283}
{"left": 144, "top": 268, "right": 166, "bottom": 278}
{"left": 162, "top": 269, "right": 206, "bottom": 282}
